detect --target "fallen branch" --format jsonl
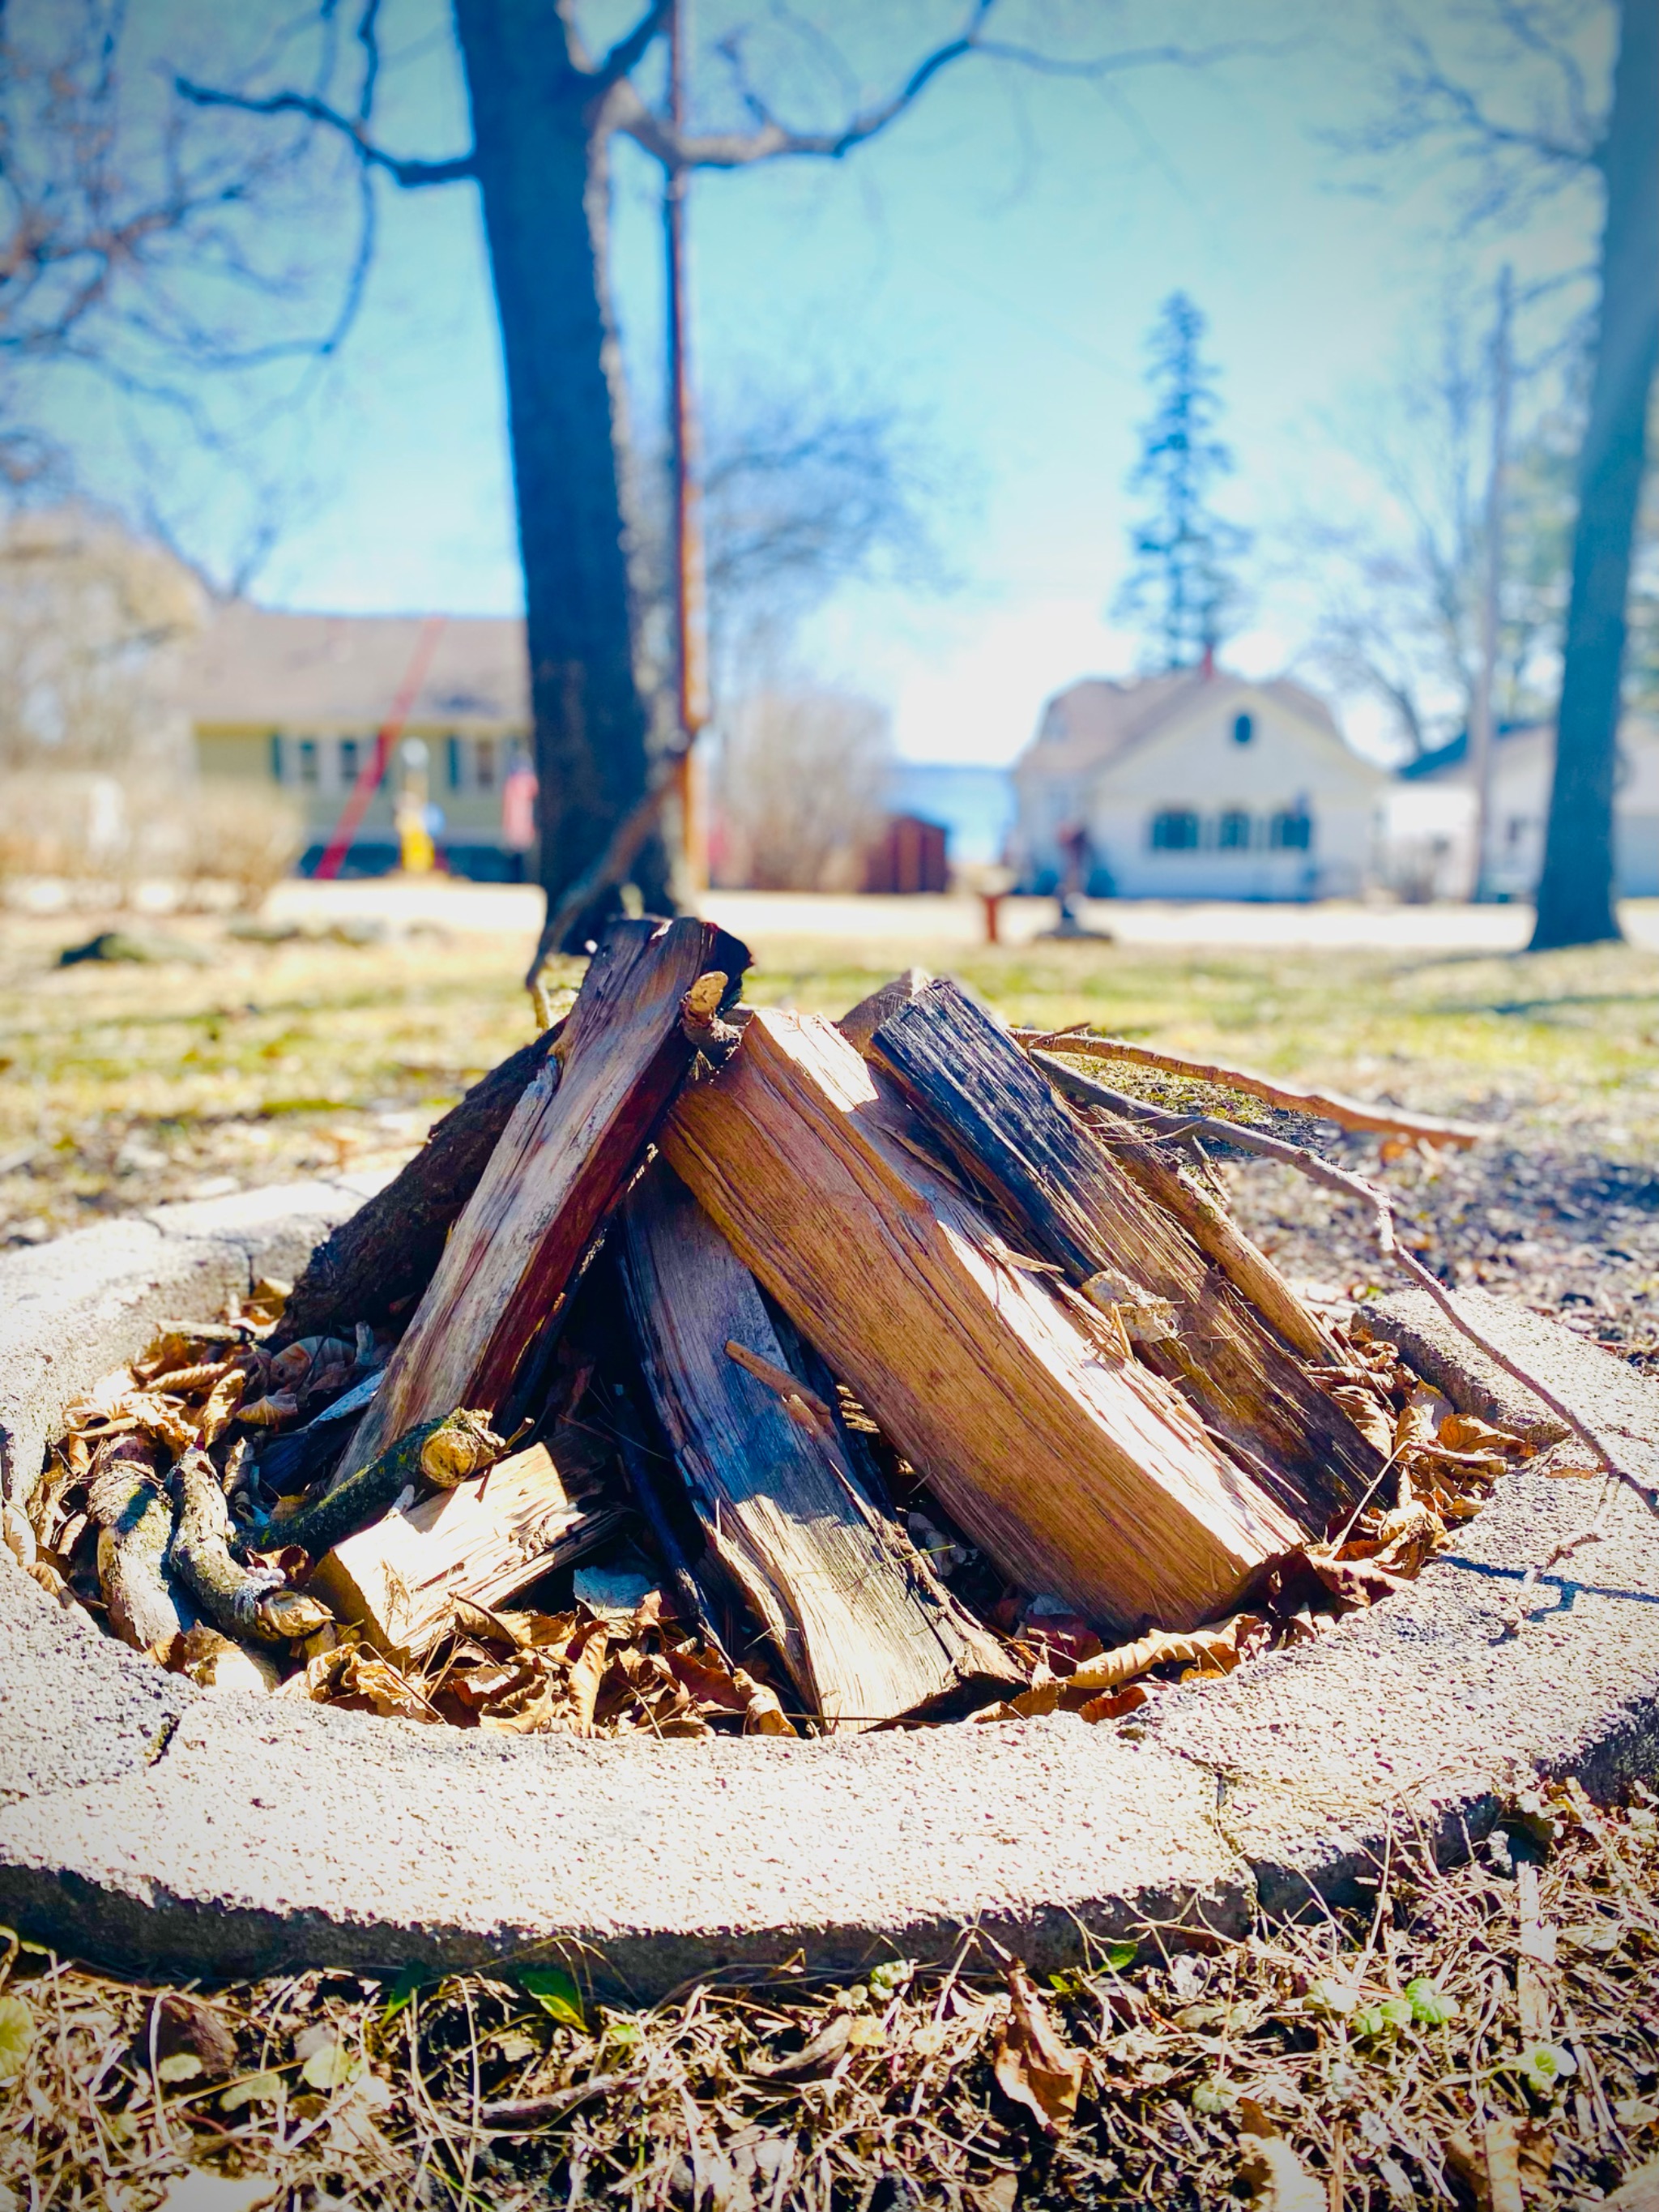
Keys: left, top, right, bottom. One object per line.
{"left": 1030, "top": 1051, "right": 1659, "bottom": 1522}
{"left": 1017, "top": 1027, "right": 1488, "bottom": 1149}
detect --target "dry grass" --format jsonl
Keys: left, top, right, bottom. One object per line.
{"left": 4, "top": 911, "right": 1659, "bottom": 1250}
{"left": 5, "top": 905, "right": 1659, "bottom": 2205}
{"left": 2, "top": 1781, "right": 1656, "bottom": 2209}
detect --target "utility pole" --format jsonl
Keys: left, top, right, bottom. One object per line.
{"left": 1468, "top": 264, "right": 1513, "bottom": 902}
{"left": 666, "top": 0, "right": 710, "bottom": 894}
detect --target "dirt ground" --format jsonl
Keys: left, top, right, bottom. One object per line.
{"left": 3, "top": 905, "right": 1659, "bottom": 2208}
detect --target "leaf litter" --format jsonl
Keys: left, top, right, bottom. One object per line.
{"left": 28, "top": 1262, "right": 1543, "bottom": 1741}
{"left": 2, "top": 1778, "right": 1657, "bottom": 2208}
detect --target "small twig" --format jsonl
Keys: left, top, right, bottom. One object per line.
{"left": 1017, "top": 1027, "right": 1488, "bottom": 1148}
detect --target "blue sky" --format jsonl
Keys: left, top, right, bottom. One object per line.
{"left": 115, "top": 1, "right": 1610, "bottom": 768}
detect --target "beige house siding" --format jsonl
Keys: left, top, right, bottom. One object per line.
{"left": 177, "top": 608, "right": 531, "bottom": 875}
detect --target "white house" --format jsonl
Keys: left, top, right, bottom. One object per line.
{"left": 1009, "top": 668, "right": 1386, "bottom": 899}
{"left": 1391, "top": 715, "right": 1659, "bottom": 900}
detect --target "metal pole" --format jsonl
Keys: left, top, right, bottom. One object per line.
{"left": 1469, "top": 264, "right": 1513, "bottom": 902}
{"left": 667, "top": 0, "right": 710, "bottom": 892}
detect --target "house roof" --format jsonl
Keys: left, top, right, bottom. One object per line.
{"left": 1402, "top": 715, "right": 1659, "bottom": 784}
{"left": 1020, "top": 667, "right": 1346, "bottom": 781}
{"left": 175, "top": 604, "right": 529, "bottom": 728}
{"left": 1398, "top": 721, "right": 1544, "bottom": 782}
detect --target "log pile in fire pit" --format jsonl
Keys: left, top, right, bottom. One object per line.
{"left": 22, "top": 916, "right": 1539, "bottom": 1738}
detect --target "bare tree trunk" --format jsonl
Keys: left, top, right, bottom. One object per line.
{"left": 451, "top": 1, "right": 671, "bottom": 937}
{"left": 1530, "top": 0, "right": 1659, "bottom": 951}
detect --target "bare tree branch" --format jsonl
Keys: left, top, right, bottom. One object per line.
{"left": 597, "top": 0, "right": 673, "bottom": 92}
{"left": 172, "top": 76, "right": 476, "bottom": 187}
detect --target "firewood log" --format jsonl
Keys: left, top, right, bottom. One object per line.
{"left": 307, "top": 1442, "right": 620, "bottom": 1663}
{"left": 328, "top": 916, "right": 748, "bottom": 1492}
{"left": 618, "top": 1160, "right": 1019, "bottom": 1728}
{"left": 661, "top": 1010, "right": 1305, "bottom": 1634}
{"left": 868, "top": 981, "right": 1377, "bottom": 1531}
{"left": 271, "top": 1023, "right": 564, "bottom": 1347}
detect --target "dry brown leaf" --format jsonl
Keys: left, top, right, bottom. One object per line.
{"left": 236, "top": 1391, "right": 301, "bottom": 1430}
{"left": 992, "top": 1964, "right": 1082, "bottom": 2134}
{"left": 748, "top": 2011, "right": 851, "bottom": 2081}
{"left": 1068, "top": 1614, "right": 1264, "bottom": 1697}
{"left": 148, "top": 1993, "right": 239, "bottom": 2081}
{"left": 735, "top": 1670, "right": 796, "bottom": 1736}
{"left": 1324, "top": 1384, "right": 1394, "bottom": 1455}
{"left": 1236, "top": 2099, "right": 1325, "bottom": 2210}
{"left": 1439, "top": 1411, "right": 1528, "bottom": 1455}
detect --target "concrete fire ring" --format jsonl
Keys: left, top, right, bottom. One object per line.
{"left": 2, "top": 1182, "right": 1657, "bottom": 1999}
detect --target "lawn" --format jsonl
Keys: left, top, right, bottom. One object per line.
{"left": 6, "top": 910, "right": 1659, "bottom": 1248}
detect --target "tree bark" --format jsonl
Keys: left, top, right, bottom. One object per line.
{"left": 1530, "top": 0, "right": 1659, "bottom": 950}
{"left": 450, "top": 2, "right": 671, "bottom": 936}
{"left": 271, "top": 1023, "right": 562, "bottom": 1347}
{"left": 328, "top": 916, "right": 744, "bottom": 1494}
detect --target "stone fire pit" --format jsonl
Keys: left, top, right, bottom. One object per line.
{"left": 2, "top": 1182, "right": 1657, "bottom": 1997}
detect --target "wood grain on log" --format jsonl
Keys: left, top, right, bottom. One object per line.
{"left": 661, "top": 1010, "right": 1306, "bottom": 1633}
{"left": 309, "top": 1442, "right": 619, "bottom": 1662}
{"left": 1032, "top": 1055, "right": 1340, "bottom": 1364}
{"left": 619, "top": 1161, "right": 1017, "bottom": 1728}
{"left": 869, "top": 983, "right": 1376, "bottom": 1531}
{"left": 330, "top": 916, "right": 748, "bottom": 1492}
{"left": 271, "top": 1023, "right": 565, "bottom": 1347}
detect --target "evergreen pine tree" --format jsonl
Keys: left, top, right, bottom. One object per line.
{"left": 1115, "top": 293, "right": 1250, "bottom": 668}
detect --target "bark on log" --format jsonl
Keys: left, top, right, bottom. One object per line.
{"left": 263, "top": 1410, "right": 507, "bottom": 1564}
{"left": 1031, "top": 1052, "right": 1340, "bottom": 1364}
{"left": 271, "top": 1023, "right": 564, "bottom": 1347}
{"left": 869, "top": 983, "right": 1376, "bottom": 1531}
{"left": 87, "top": 1436, "right": 192, "bottom": 1653}
{"left": 661, "top": 1010, "right": 1306, "bottom": 1634}
{"left": 168, "top": 1448, "right": 334, "bottom": 1643}
{"left": 308, "top": 1442, "right": 620, "bottom": 1663}
{"left": 330, "top": 916, "right": 748, "bottom": 1492}
{"left": 618, "top": 1160, "right": 1018, "bottom": 1728}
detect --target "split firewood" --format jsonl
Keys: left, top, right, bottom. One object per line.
{"left": 619, "top": 1160, "right": 1019, "bottom": 1728}
{"left": 869, "top": 982, "right": 1378, "bottom": 1531}
{"left": 1033, "top": 1052, "right": 1346, "bottom": 1360}
{"left": 838, "top": 967, "right": 933, "bottom": 1054}
{"left": 87, "top": 1435, "right": 193, "bottom": 1652}
{"left": 662, "top": 1009, "right": 1307, "bottom": 1633}
{"left": 264, "top": 1408, "right": 508, "bottom": 1565}
{"left": 1013, "top": 1027, "right": 1489, "bottom": 1148}
{"left": 270, "top": 1022, "right": 565, "bottom": 1347}
{"left": 329, "top": 914, "right": 748, "bottom": 1491}
{"left": 307, "top": 1442, "right": 621, "bottom": 1663}
{"left": 168, "top": 1449, "right": 334, "bottom": 1643}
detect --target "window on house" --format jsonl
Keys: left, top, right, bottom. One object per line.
{"left": 338, "top": 737, "right": 360, "bottom": 788}
{"left": 475, "top": 737, "right": 497, "bottom": 790}
{"left": 446, "top": 737, "right": 462, "bottom": 792}
{"left": 268, "top": 733, "right": 284, "bottom": 783}
{"left": 1232, "top": 713, "right": 1254, "bottom": 745}
{"left": 1149, "top": 809, "right": 1201, "bottom": 851}
{"left": 1269, "top": 808, "right": 1311, "bottom": 850}
{"left": 297, "top": 739, "right": 319, "bottom": 787}
{"left": 1218, "top": 809, "right": 1252, "bottom": 849}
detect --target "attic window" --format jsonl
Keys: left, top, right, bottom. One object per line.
{"left": 1232, "top": 712, "right": 1254, "bottom": 746}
